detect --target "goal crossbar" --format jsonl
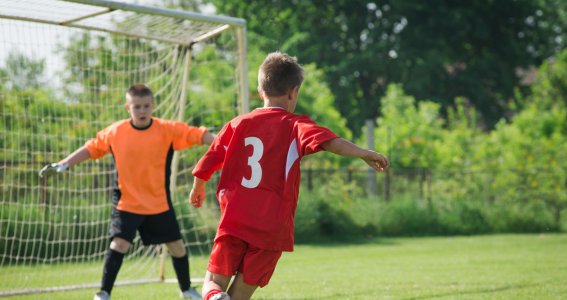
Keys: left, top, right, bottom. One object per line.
{"left": 0, "top": 0, "right": 249, "bottom": 112}
{"left": 0, "top": 0, "right": 245, "bottom": 45}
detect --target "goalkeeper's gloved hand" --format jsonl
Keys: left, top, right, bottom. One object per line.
{"left": 39, "top": 162, "right": 69, "bottom": 178}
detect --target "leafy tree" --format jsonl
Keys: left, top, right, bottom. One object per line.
{"left": 2, "top": 52, "right": 45, "bottom": 91}
{"left": 529, "top": 48, "right": 567, "bottom": 110}
{"left": 374, "top": 84, "right": 444, "bottom": 169}
{"left": 209, "top": 0, "right": 567, "bottom": 135}
{"left": 58, "top": 33, "right": 159, "bottom": 105}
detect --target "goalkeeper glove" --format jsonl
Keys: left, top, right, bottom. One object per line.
{"left": 39, "top": 162, "right": 69, "bottom": 178}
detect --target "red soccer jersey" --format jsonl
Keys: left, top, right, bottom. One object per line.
{"left": 193, "top": 108, "right": 338, "bottom": 251}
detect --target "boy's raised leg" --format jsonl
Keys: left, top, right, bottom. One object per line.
{"left": 202, "top": 271, "right": 232, "bottom": 300}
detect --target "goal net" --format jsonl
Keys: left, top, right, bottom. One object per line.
{"left": 0, "top": 0, "right": 248, "bottom": 296}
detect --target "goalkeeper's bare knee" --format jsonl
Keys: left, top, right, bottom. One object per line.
{"left": 110, "top": 237, "right": 131, "bottom": 253}
{"left": 166, "top": 239, "right": 187, "bottom": 257}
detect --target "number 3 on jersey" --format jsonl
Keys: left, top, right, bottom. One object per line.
{"left": 241, "top": 137, "right": 263, "bottom": 188}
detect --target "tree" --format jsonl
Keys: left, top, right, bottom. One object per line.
{"left": 209, "top": 0, "right": 567, "bottom": 135}
{"left": 2, "top": 52, "right": 45, "bottom": 91}
{"left": 374, "top": 84, "right": 444, "bottom": 169}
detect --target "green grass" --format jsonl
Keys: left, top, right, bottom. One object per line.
{"left": 4, "top": 234, "right": 567, "bottom": 299}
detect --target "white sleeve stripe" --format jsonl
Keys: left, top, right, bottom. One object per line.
{"left": 285, "top": 139, "right": 299, "bottom": 180}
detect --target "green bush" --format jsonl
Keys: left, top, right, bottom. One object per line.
{"left": 295, "top": 174, "right": 378, "bottom": 242}
{"left": 375, "top": 197, "right": 441, "bottom": 236}
{"left": 436, "top": 199, "right": 491, "bottom": 235}
{"left": 486, "top": 201, "right": 558, "bottom": 233}
{"left": 294, "top": 174, "right": 563, "bottom": 240}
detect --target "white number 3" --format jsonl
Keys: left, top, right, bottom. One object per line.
{"left": 241, "top": 137, "right": 263, "bottom": 188}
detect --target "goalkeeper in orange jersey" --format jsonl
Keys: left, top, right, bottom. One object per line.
{"left": 39, "top": 84, "right": 213, "bottom": 300}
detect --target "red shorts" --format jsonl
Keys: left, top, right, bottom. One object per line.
{"left": 208, "top": 235, "right": 282, "bottom": 287}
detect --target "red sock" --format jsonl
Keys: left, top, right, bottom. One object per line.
{"left": 204, "top": 289, "right": 223, "bottom": 300}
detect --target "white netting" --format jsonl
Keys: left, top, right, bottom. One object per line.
{"left": 0, "top": 0, "right": 245, "bottom": 296}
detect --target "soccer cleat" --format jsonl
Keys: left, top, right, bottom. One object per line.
{"left": 93, "top": 290, "right": 110, "bottom": 300}
{"left": 181, "top": 287, "right": 203, "bottom": 299}
{"left": 209, "top": 292, "right": 230, "bottom": 300}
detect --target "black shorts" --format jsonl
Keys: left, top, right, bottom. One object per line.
{"left": 110, "top": 208, "right": 182, "bottom": 245}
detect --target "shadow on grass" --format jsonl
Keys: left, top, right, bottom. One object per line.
{"left": 402, "top": 283, "right": 538, "bottom": 300}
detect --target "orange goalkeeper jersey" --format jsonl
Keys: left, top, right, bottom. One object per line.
{"left": 85, "top": 118, "right": 207, "bottom": 215}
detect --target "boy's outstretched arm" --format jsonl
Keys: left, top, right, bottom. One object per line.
{"left": 39, "top": 147, "right": 92, "bottom": 178}
{"left": 189, "top": 177, "right": 207, "bottom": 208}
{"left": 321, "top": 138, "right": 389, "bottom": 172}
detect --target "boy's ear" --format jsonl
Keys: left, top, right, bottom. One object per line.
{"left": 257, "top": 87, "right": 265, "bottom": 100}
{"left": 289, "top": 85, "right": 300, "bottom": 99}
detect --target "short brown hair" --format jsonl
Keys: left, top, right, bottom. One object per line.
{"left": 127, "top": 83, "right": 153, "bottom": 98}
{"left": 258, "top": 52, "right": 304, "bottom": 97}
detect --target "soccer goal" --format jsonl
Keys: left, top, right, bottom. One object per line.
{"left": 0, "top": 0, "right": 247, "bottom": 296}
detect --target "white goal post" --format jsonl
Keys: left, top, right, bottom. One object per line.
{"left": 0, "top": 0, "right": 247, "bottom": 296}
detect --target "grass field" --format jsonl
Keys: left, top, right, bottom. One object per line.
{"left": 4, "top": 234, "right": 566, "bottom": 299}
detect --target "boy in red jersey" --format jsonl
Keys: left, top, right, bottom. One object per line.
{"left": 189, "top": 52, "right": 389, "bottom": 300}
{"left": 39, "top": 84, "right": 213, "bottom": 300}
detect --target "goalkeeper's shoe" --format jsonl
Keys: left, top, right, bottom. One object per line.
{"left": 209, "top": 292, "right": 230, "bottom": 300}
{"left": 93, "top": 290, "right": 110, "bottom": 300}
{"left": 39, "top": 162, "right": 68, "bottom": 178}
{"left": 181, "top": 287, "right": 202, "bottom": 299}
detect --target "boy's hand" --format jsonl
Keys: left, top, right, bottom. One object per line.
{"left": 189, "top": 178, "right": 206, "bottom": 208}
{"left": 189, "top": 185, "right": 206, "bottom": 208}
{"left": 363, "top": 151, "right": 389, "bottom": 172}
{"left": 39, "top": 162, "right": 69, "bottom": 178}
